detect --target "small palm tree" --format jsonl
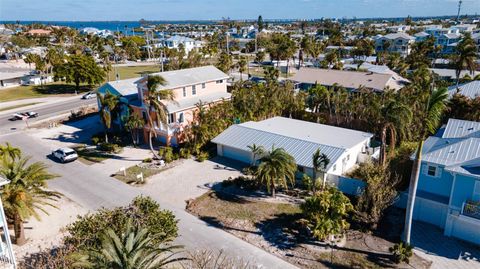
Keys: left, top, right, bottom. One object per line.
{"left": 125, "top": 113, "right": 144, "bottom": 147}
{"left": 74, "top": 221, "right": 185, "bottom": 269}
{"left": 255, "top": 146, "right": 297, "bottom": 197}
{"left": 237, "top": 56, "right": 247, "bottom": 81}
{"left": 144, "top": 75, "right": 176, "bottom": 159}
{"left": 312, "top": 148, "right": 330, "bottom": 192}
{"left": 0, "top": 142, "right": 21, "bottom": 161}
{"left": 452, "top": 33, "right": 477, "bottom": 87}
{"left": 97, "top": 92, "right": 119, "bottom": 143}
{"left": 247, "top": 144, "right": 265, "bottom": 166}
{"left": 0, "top": 152, "right": 60, "bottom": 245}
{"left": 404, "top": 86, "right": 449, "bottom": 244}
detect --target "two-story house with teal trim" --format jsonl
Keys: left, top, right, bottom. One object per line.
{"left": 407, "top": 118, "right": 480, "bottom": 245}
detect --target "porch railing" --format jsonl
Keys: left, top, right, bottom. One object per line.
{"left": 461, "top": 201, "right": 480, "bottom": 220}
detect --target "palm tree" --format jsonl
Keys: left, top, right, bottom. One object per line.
{"left": 452, "top": 33, "right": 477, "bottom": 87}
{"left": 144, "top": 75, "right": 176, "bottom": 159}
{"left": 404, "top": 86, "right": 449, "bottom": 244}
{"left": 247, "top": 144, "right": 265, "bottom": 166}
{"left": 0, "top": 142, "right": 21, "bottom": 161}
{"left": 125, "top": 113, "right": 144, "bottom": 147}
{"left": 378, "top": 96, "right": 413, "bottom": 166}
{"left": 97, "top": 92, "right": 119, "bottom": 143}
{"left": 255, "top": 146, "right": 297, "bottom": 197}
{"left": 237, "top": 56, "right": 247, "bottom": 81}
{"left": 74, "top": 221, "right": 185, "bottom": 269}
{"left": 0, "top": 153, "right": 60, "bottom": 245}
{"left": 312, "top": 149, "right": 330, "bottom": 192}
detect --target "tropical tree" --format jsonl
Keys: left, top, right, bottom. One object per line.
{"left": 404, "top": 86, "right": 449, "bottom": 244}
{"left": 267, "top": 33, "right": 296, "bottom": 69}
{"left": 452, "top": 33, "right": 478, "bottom": 87}
{"left": 378, "top": 95, "right": 413, "bottom": 166}
{"left": 0, "top": 142, "right": 21, "bottom": 161}
{"left": 237, "top": 56, "right": 247, "bottom": 81}
{"left": 312, "top": 149, "right": 330, "bottom": 192}
{"left": 216, "top": 51, "right": 233, "bottom": 74}
{"left": 0, "top": 149, "right": 60, "bottom": 245}
{"left": 144, "top": 75, "right": 176, "bottom": 158}
{"left": 247, "top": 144, "right": 265, "bottom": 166}
{"left": 54, "top": 54, "right": 105, "bottom": 94}
{"left": 74, "top": 221, "right": 185, "bottom": 269}
{"left": 125, "top": 113, "right": 144, "bottom": 147}
{"left": 97, "top": 92, "right": 119, "bottom": 143}
{"left": 255, "top": 147, "right": 297, "bottom": 197}
{"left": 301, "top": 186, "right": 353, "bottom": 241}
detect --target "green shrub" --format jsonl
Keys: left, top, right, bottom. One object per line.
{"left": 302, "top": 173, "right": 313, "bottom": 191}
{"left": 196, "top": 151, "right": 209, "bottom": 162}
{"left": 91, "top": 136, "right": 100, "bottom": 145}
{"left": 179, "top": 148, "right": 191, "bottom": 159}
{"left": 221, "top": 176, "right": 259, "bottom": 191}
{"left": 389, "top": 242, "right": 413, "bottom": 264}
{"left": 159, "top": 147, "right": 175, "bottom": 163}
{"left": 98, "top": 142, "right": 122, "bottom": 153}
{"left": 142, "top": 158, "right": 153, "bottom": 163}
{"left": 64, "top": 196, "right": 178, "bottom": 251}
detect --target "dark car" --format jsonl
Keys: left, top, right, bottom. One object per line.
{"left": 9, "top": 111, "right": 38, "bottom": 121}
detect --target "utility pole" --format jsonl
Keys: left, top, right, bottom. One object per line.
{"left": 457, "top": 0, "right": 463, "bottom": 22}
{"left": 226, "top": 33, "right": 230, "bottom": 54}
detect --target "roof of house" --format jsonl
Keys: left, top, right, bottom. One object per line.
{"left": 136, "top": 66, "right": 229, "bottom": 90}
{"left": 165, "top": 35, "right": 195, "bottom": 42}
{"left": 100, "top": 77, "right": 139, "bottom": 96}
{"left": 430, "top": 68, "right": 480, "bottom": 79}
{"left": 422, "top": 119, "right": 480, "bottom": 178}
{"left": 380, "top": 33, "right": 415, "bottom": 40}
{"left": 414, "top": 32, "right": 430, "bottom": 37}
{"left": 0, "top": 67, "right": 30, "bottom": 80}
{"left": 291, "top": 68, "right": 407, "bottom": 91}
{"left": 448, "top": 81, "right": 480, "bottom": 99}
{"left": 212, "top": 117, "right": 373, "bottom": 169}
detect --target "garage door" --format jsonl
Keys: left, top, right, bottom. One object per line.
{"left": 413, "top": 197, "right": 448, "bottom": 228}
{"left": 222, "top": 146, "right": 251, "bottom": 164}
{"left": 450, "top": 215, "right": 480, "bottom": 245}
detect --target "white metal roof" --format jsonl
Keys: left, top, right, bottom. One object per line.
{"left": 448, "top": 81, "right": 480, "bottom": 99}
{"left": 103, "top": 77, "right": 139, "bottom": 96}
{"left": 212, "top": 117, "right": 373, "bottom": 169}
{"left": 421, "top": 119, "right": 480, "bottom": 178}
{"left": 136, "top": 66, "right": 229, "bottom": 91}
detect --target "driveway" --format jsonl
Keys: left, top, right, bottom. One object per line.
{"left": 412, "top": 221, "right": 480, "bottom": 269}
{"left": 0, "top": 132, "right": 297, "bottom": 269}
{"left": 139, "top": 157, "right": 243, "bottom": 207}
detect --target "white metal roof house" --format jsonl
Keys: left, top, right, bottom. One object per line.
{"left": 399, "top": 119, "right": 480, "bottom": 245}
{"left": 212, "top": 117, "right": 376, "bottom": 182}
{"left": 374, "top": 33, "right": 415, "bottom": 56}
{"left": 448, "top": 80, "right": 480, "bottom": 99}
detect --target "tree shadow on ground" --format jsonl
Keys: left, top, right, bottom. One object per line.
{"left": 255, "top": 212, "right": 305, "bottom": 250}
{"left": 33, "top": 84, "right": 92, "bottom": 95}
{"left": 199, "top": 216, "right": 261, "bottom": 235}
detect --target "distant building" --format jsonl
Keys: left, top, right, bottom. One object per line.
{"left": 25, "top": 29, "right": 52, "bottom": 36}
{"left": 162, "top": 36, "right": 201, "bottom": 53}
{"left": 374, "top": 33, "right": 415, "bottom": 56}
{"left": 291, "top": 68, "right": 408, "bottom": 92}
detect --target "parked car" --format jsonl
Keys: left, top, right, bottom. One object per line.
{"left": 51, "top": 148, "right": 78, "bottom": 163}
{"left": 9, "top": 111, "right": 38, "bottom": 121}
{"left": 82, "top": 92, "right": 96, "bottom": 99}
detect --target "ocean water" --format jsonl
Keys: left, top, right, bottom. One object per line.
{"left": 1, "top": 20, "right": 218, "bottom": 32}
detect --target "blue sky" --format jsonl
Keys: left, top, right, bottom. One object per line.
{"left": 1, "top": 0, "right": 479, "bottom": 21}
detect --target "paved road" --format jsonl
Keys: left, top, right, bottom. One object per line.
{"left": 0, "top": 98, "right": 96, "bottom": 134}
{"left": 0, "top": 133, "right": 297, "bottom": 269}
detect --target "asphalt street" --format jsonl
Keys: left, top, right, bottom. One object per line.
{"left": 0, "top": 97, "right": 96, "bottom": 134}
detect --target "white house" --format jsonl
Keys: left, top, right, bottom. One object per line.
{"left": 374, "top": 33, "right": 415, "bottom": 56}
{"left": 212, "top": 117, "right": 376, "bottom": 185}
{"left": 162, "top": 36, "right": 202, "bottom": 53}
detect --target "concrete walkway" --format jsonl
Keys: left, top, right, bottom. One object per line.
{"left": 412, "top": 221, "right": 480, "bottom": 269}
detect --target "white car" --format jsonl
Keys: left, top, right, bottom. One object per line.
{"left": 52, "top": 148, "right": 78, "bottom": 163}
{"left": 81, "top": 92, "right": 96, "bottom": 99}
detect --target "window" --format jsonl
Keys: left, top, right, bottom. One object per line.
{"left": 178, "top": 112, "right": 184, "bottom": 123}
{"left": 192, "top": 85, "right": 196, "bottom": 95}
{"left": 202, "top": 83, "right": 206, "bottom": 89}
{"left": 427, "top": 165, "right": 437, "bottom": 177}
{"left": 168, "top": 113, "right": 175, "bottom": 124}
{"left": 216, "top": 80, "right": 223, "bottom": 84}
{"left": 182, "top": 87, "right": 186, "bottom": 97}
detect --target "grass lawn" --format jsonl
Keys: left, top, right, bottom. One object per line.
{"left": 0, "top": 82, "right": 92, "bottom": 102}
{"left": 113, "top": 164, "right": 165, "bottom": 184}
{"left": 0, "top": 102, "right": 41, "bottom": 112}
{"left": 108, "top": 65, "right": 162, "bottom": 81}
